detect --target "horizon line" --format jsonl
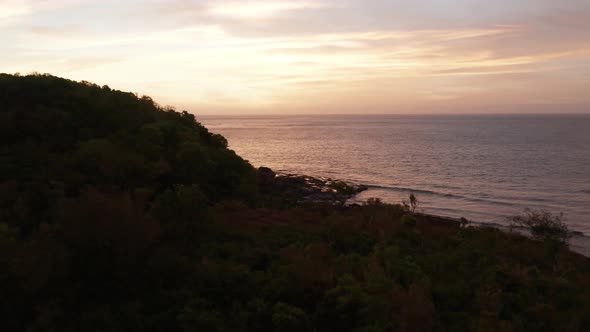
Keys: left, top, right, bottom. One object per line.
{"left": 195, "top": 111, "right": 590, "bottom": 117}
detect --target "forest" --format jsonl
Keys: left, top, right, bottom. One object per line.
{"left": 1, "top": 73, "right": 589, "bottom": 332}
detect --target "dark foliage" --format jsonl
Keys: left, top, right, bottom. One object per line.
{"left": 1, "top": 74, "right": 589, "bottom": 332}
{"left": 509, "top": 208, "right": 570, "bottom": 244}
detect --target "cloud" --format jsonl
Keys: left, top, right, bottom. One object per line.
{"left": 2, "top": 0, "right": 589, "bottom": 113}
{"left": 0, "top": 0, "right": 30, "bottom": 20}
{"left": 28, "top": 24, "right": 83, "bottom": 36}
{"left": 205, "top": 1, "right": 328, "bottom": 19}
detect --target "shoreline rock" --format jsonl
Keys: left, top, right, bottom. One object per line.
{"left": 258, "top": 167, "right": 368, "bottom": 204}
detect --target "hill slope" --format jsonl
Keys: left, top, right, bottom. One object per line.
{"left": 0, "top": 73, "right": 256, "bottom": 226}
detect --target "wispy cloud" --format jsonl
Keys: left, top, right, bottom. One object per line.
{"left": 206, "top": 1, "right": 328, "bottom": 19}
{"left": 1, "top": 0, "right": 589, "bottom": 113}
{"left": 0, "top": 0, "right": 29, "bottom": 18}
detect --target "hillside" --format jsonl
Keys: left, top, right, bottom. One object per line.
{"left": 1, "top": 74, "right": 589, "bottom": 332}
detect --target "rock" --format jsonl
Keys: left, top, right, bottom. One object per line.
{"left": 356, "top": 185, "right": 369, "bottom": 193}
{"left": 258, "top": 166, "right": 276, "bottom": 187}
{"left": 256, "top": 167, "right": 368, "bottom": 204}
{"left": 258, "top": 166, "right": 276, "bottom": 178}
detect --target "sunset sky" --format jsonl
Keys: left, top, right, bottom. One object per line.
{"left": 2, "top": 0, "right": 589, "bottom": 114}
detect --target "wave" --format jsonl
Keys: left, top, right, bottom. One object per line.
{"left": 365, "top": 184, "right": 522, "bottom": 207}
{"left": 464, "top": 197, "right": 517, "bottom": 207}
{"left": 366, "top": 185, "right": 464, "bottom": 199}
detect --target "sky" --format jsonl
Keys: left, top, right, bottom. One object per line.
{"left": 1, "top": 0, "right": 590, "bottom": 114}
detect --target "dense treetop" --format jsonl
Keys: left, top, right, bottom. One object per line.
{"left": 0, "top": 73, "right": 256, "bottom": 228}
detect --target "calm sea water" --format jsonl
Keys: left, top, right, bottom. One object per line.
{"left": 200, "top": 114, "right": 590, "bottom": 237}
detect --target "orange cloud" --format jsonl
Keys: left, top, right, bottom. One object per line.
{"left": 2, "top": 0, "right": 589, "bottom": 114}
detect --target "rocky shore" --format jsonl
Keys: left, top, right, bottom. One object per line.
{"left": 258, "top": 167, "right": 368, "bottom": 204}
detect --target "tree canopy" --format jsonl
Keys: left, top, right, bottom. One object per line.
{"left": 1, "top": 74, "right": 589, "bottom": 332}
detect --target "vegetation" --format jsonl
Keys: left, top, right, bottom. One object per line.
{"left": 401, "top": 193, "right": 419, "bottom": 214}
{"left": 460, "top": 217, "right": 471, "bottom": 228}
{"left": 1, "top": 74, "right": 589, "bottom": 331}
{"left": 509, "top": 209, "right": 570, "bottom": 244}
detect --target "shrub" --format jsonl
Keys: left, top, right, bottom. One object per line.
{"left": 459, "top": 217, "right": 470, "bottom": 228}
{"left": 58, "top": 190, "right": 161, "bottom": 259}
{"left": 402, "top": 194, "right": 418, "bottom": 213}
{"left": 409, "top": 194, "right": 418, "bottom": 213}
{"left": 272, "top": 302, "right": 310, "bottom": 332}
{"left": 401, "top": 215, "right": 417, "bottom": 227}
{"left": 508, "top": 208, "right": 570, "bottom": 244}
{"left": 151, "top": 184, "right": 208, "bottom": 224}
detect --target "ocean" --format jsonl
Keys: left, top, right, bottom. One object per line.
{"left": 200, "top": 114, "right": 590, "bottom": 253}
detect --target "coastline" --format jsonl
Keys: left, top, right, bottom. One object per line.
{"left": 263, "top": 168, "right": 590, "bottom": 258}
{"left": 412, "top": 213, "right": 590, "bottom": 258}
